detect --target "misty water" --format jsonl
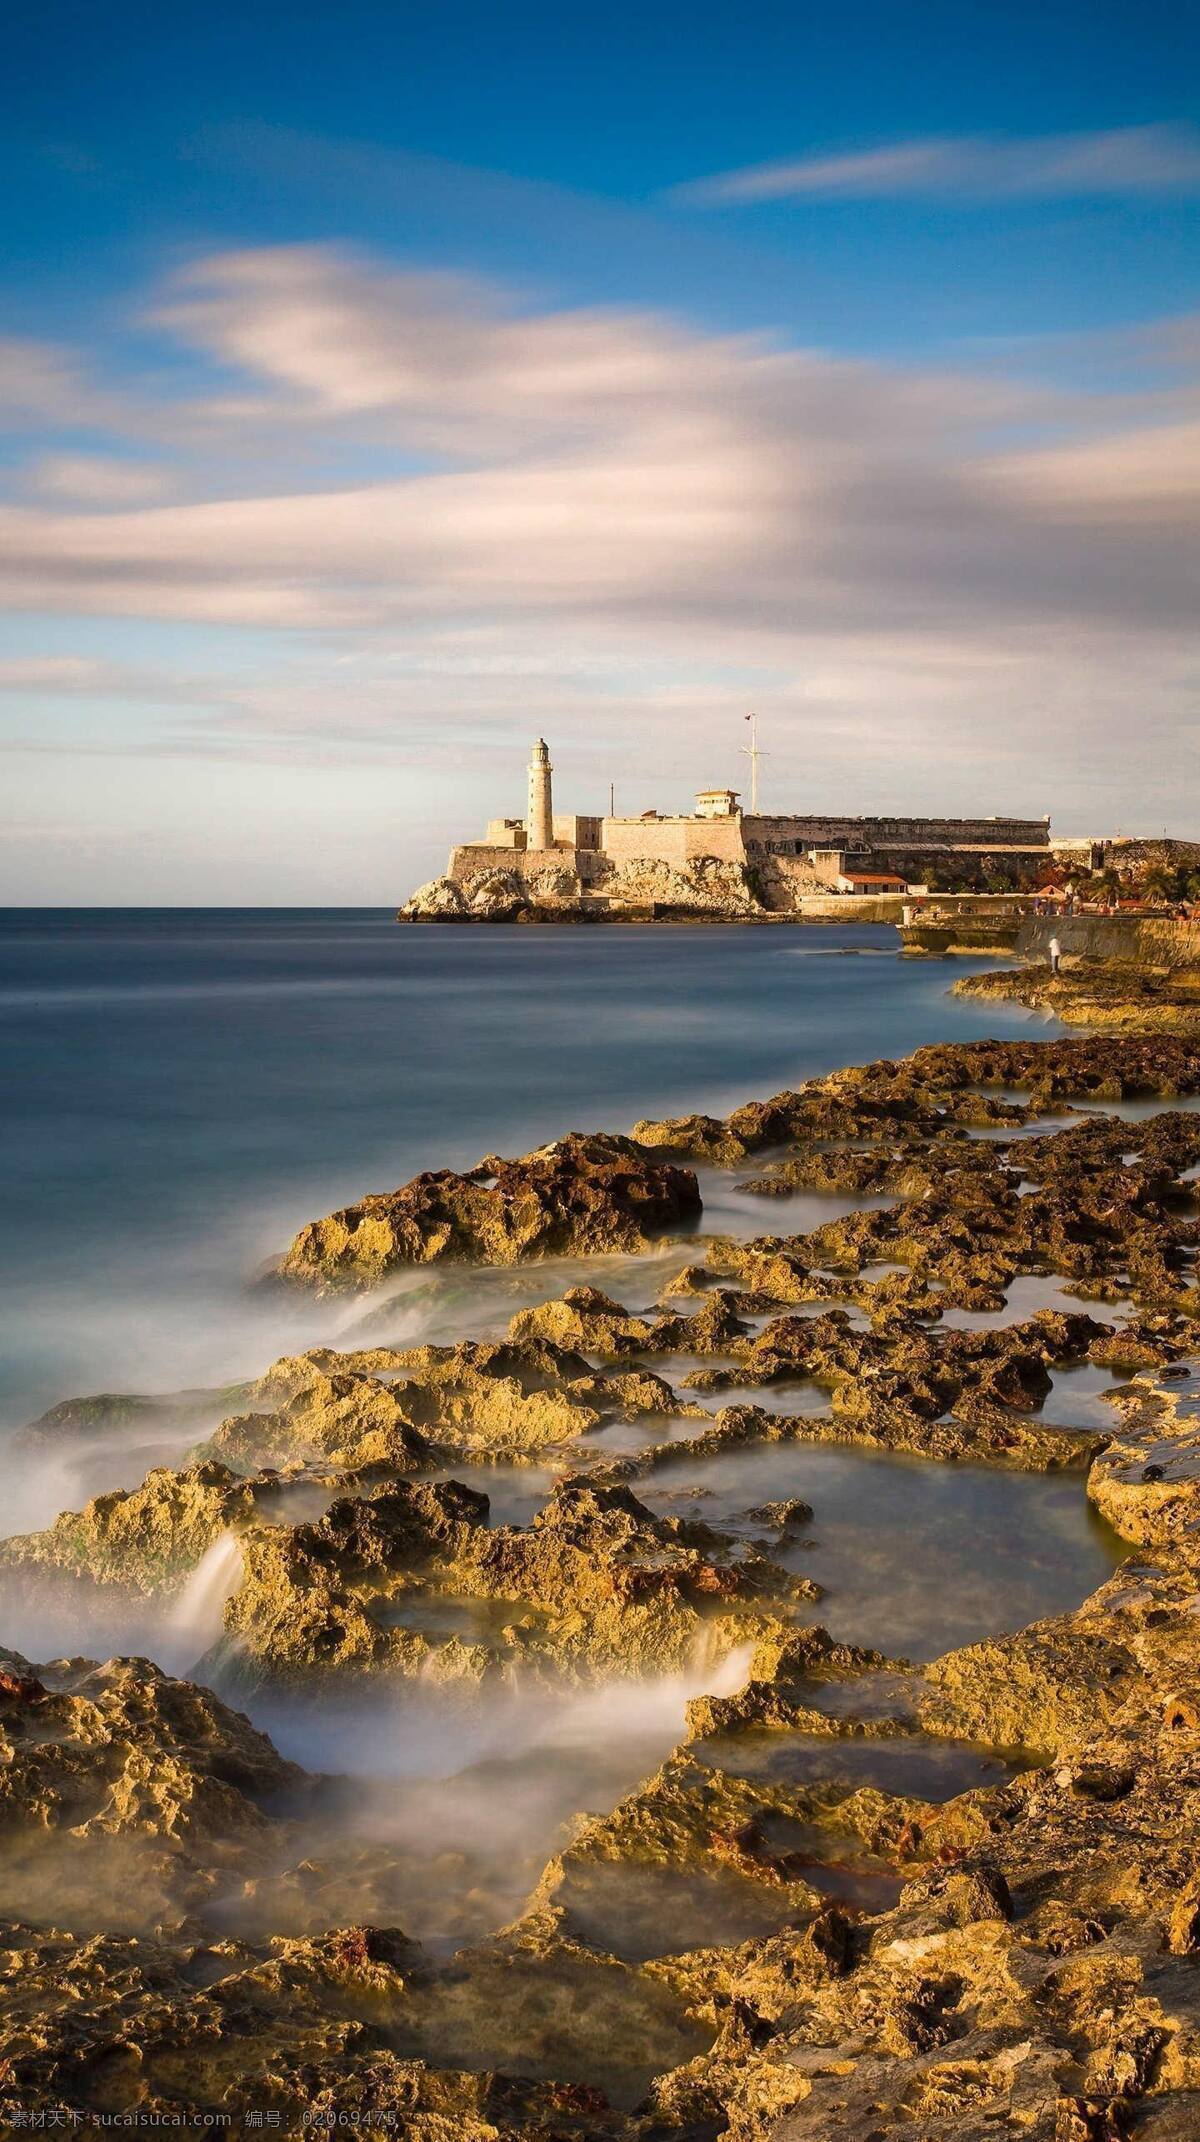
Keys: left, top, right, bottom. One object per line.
{"left": 0, "top": 909, "right": 1147, "bottom": 2017}
{"left": 0, "top": 909, "right": 1048, "bottom": 1421}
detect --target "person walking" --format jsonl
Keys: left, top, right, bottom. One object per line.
{"left": 1049, "top": 934, "right": 1062, "bottom": 978}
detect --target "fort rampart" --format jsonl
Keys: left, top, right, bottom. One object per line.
{"left": 743, "top": 813, "right": 1048, "bottom": 854}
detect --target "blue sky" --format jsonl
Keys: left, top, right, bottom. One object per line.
{"left": 1, "top": 0, "right": 1197, "bottom": 899}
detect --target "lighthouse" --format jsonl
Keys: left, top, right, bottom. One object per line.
{"left": 527, "top": 737, "right": 554, "bottom": 850}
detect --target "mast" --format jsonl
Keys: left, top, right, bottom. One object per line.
{"left": 741, "top": 714, "right": 767, "bottom": 814}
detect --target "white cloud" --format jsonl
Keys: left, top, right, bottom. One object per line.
{"left": 27, "top": 454, "right": 173, "bottom": 506}
{"left": 984, "top": 420, "right": 1200, "bottom": 517}
{"left": 671, "top": 122, "right": 1200, "bottom": 207}
{"left": 0, "top": 249, "right": 1192, "bottom": 637}
{"left": 0, "top": 244, "right": 1195, "bottom": 831}
{"left": 149, "top": 245, "right": 758, "bottom": 461}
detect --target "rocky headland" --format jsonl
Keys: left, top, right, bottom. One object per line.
{"left": 401, "top": 856, "right": 775, "bottom": 924}
{"left": 4, "top": 1027, "right": 1200, "bottom": 2135}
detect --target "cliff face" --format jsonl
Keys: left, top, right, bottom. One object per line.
{"left": 600, "top": 854, "right": 762, "bottom": 915}
{"left": 401, "top": 855, "right": 766, "bottom": 921}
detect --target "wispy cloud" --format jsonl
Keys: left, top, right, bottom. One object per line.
{"left": 671, "top": 122, "right": 1200, "bottom": 207}
{"left": 0, "top": 243, "right": 1194, "bottom": 637}
{"left": 0, "top": 243, "right": 1195, "bottom": 827}
{"left": 26, "top": 455, "right": 174, "bottom": 507}
{"left": 0, "top": 655, "right": 219, "bottom": 700}
{"left": 0, "top": 338, "right": 111, "bottom": 425}
{"left": 0, "top": 656, "right": 135, "bottom": 692}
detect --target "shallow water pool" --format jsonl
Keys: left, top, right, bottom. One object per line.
{"left": 637, "top": 1441, "right": 1129, "bottom": 1660}
{"left": 938, "top": 1273, "right": 1134, "bottom": 1329}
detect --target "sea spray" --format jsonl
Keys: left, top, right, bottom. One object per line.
{"left": 225, "top": 1640, "right": 759, "bottom": 1957}
{"left": 163, "top": 1531, "right": 244, "bottom": 1668}
{"left": 0, "top": 1528, "right": 245, "bottom": 1673}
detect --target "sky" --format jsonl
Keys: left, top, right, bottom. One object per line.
{"left": 0, "top": 0, "right": 1197, "bottom": 902}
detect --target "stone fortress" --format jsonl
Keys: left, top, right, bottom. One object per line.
{"left": 403, "top": 737, "right": 1052, "bottom": 921}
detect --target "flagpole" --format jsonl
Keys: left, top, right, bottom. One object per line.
{"left": 741, "top": 714, "right": 765, "bottom": 814}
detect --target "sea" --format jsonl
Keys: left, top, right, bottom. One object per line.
{"left": 0, "top": 909, "right": 1052, "bottom": 1428}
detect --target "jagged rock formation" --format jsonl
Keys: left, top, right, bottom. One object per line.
{"left": 8, "top": 1472, "right": 1200, "bottom": 2134}
{"left": 276, "top": 1131, "right": 701, "bottom": 1288}
{"left": 274, "top": 1032, "right": 1200, "bottom": 1297}
{"left": 0, "top": 1460, "right": 263, "bottom": 1595}
{"left": 601, "top": 856, "right": 764, "bottom": 917}
{"left": 401, "top": 872, "right": 477, "bottom": 918}
{"left": 1088, "top": 1366, "right": 1200, "bottom": 1548}
{"left": 402, "top": 855, "right": 767, "bottom": 922}
{"left": 203, "top": 1340, "right": 683, "bottom": 1470}
{"left": 634, "top": 1031, "right": 1200, "bottom": 1161}
{"left": 203, "top": 1358, "right": 439, "bottom": 1471}
{"left": 0, "top": 1649, "right": 301, "bottom": 1841}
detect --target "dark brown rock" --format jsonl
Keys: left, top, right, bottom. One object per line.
{"left": 278, "top": 1132, "right": 701, "bottom": 1287}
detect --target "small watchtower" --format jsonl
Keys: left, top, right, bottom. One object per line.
{"left": 694, "top": 788, "right": 741, "bottom": 820}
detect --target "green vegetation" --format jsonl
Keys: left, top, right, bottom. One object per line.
{"left": 1085, "top": 860, "right": 1200, "bottom": 908}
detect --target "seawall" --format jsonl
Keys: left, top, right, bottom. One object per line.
{"left": 899, "top": 895, "right": 1035, "bottom": 956}
{"left": 1015, "top": 915, "right": 1200, "bottom": 973}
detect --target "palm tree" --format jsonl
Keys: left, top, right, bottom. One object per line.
{"left": 1142, "top": 865, "right": 1179, "bottom": 908}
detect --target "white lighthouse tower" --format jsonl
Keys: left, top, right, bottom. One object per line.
{"left": 527, "top": 737, "right": 554, "bottom": 850}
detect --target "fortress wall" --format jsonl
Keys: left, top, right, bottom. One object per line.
{"left": 600, "top": 818, "right": 687, "bottom": 868}
{"left": 795, "top": 893, "right": 911, "bottom": 923}
{"left": 448, "top": 805, "right": 1050, "bottom": 894}
{"left": 573, "top": 849, "right": 609, "bottom": 885}
{"left": 599, "top": 817, "right": 746, "bottom": 868}
{"left": 448, "top": 842, "right": 548, "bottom": 881}
{"left": 682, "top": 816, "right": 746, "bottom": 863}
{"left": 449, "top": 840, "right": 606, "bottom": 888}
{"left": 1053, "top": 837, "right": 1200, "bottom": 871}
{"left": 454, "top": 812, "right": 1048, "bottom": 882}
{"left": 553, "top": 814, "right": 603, "bottom": 849}
{"left": 871, "top": 843, "right": 1046, "bottom": 877}
{"left": 743, "top": 814, "right": 1049, "bottom": 851}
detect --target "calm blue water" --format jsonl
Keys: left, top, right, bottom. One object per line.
{"left": 0, "top": 911, "right": 1045, "bottom": 1422}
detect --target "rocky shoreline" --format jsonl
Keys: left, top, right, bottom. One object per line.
{"left": 399, "top": 862, "right": 908, "bottom": 926}
{"left": 4, "top": 1026, "right": 1200, "bottom": 2136}
{"left": 956, "top": 956, "right": 1200, "bottom": 1035}
{"left": 400, "top": 858, "right": 770, "bottom": 924}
